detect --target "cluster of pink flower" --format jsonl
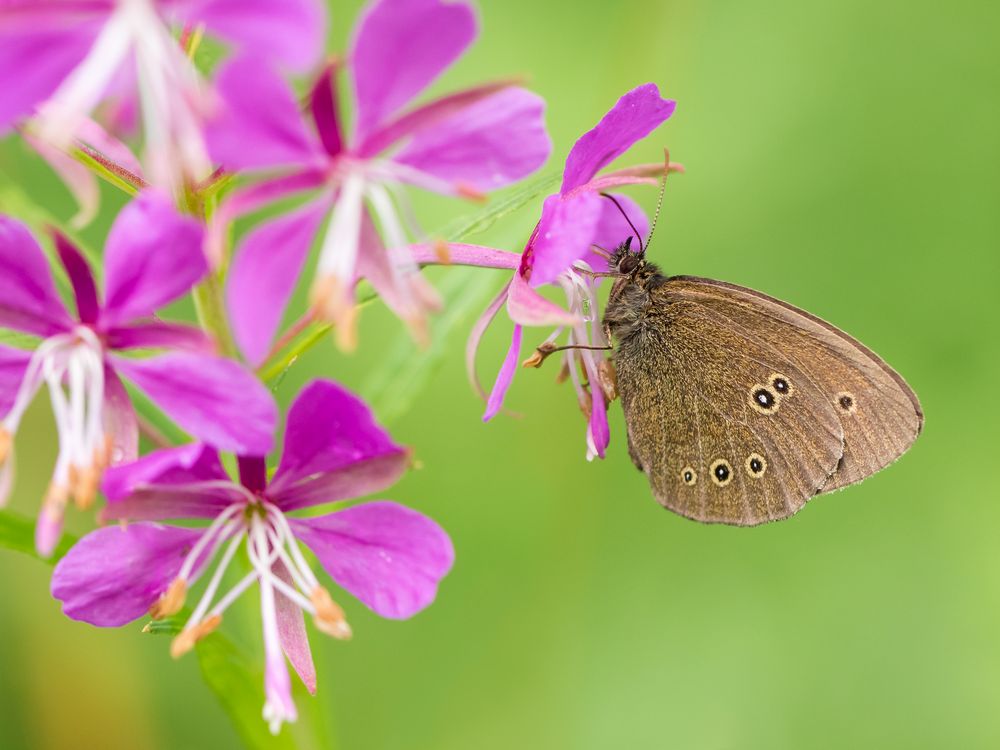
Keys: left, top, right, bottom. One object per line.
{"left": 0, "top": 0, "right": 676, "bottom": 734}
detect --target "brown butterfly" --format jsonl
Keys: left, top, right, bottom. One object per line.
{"left": 600, "top": 235, "right": 923, "bottom": 526}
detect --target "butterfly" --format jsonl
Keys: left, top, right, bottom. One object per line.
{"left": 601, "top": 236, "right": 923, "bottom": 526}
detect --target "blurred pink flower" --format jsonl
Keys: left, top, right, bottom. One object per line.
{"left": 0, "top": 0, "right": 326, "bottom": 194}
{"left": 0, "top": 193, "right": 277, "bottom": 554}
{"left": 206, "top": 0, "right": 552, "bottom": 361}
{"left": 52, "top": 380, "right": 453, "bottom": 735}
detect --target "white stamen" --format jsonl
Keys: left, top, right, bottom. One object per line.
{"left": 265, "top": 504, "right": 320, "bottom": 591}
{"left": 185, "top": 529, "right": 244, "bottom": 628}
{"left": 35, "top": 12, "right": 133, "bottom": 146}
{"left": 177, "top": 502, "right": 244, "bottom": 581}
{"left": 317, "top": 171, "right": 365, "bottom": 279}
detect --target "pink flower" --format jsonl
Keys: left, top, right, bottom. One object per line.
{"left": 205, "top": 0, "right": 552, "bottom": 362}
{"left": 51, "top": 380, "right": 453, "bottom": 735}
{"left": 0, "top": 0, "right": 326, "bottom": 194}
{"left": 0, "top": 193, "right": 277, "bottom": 555}
{"left": 410, "top": 84, "right": 678, "bottom": 459}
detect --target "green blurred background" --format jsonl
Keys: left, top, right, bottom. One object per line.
{"left": 1, "top": 0, "right": 998, "bottom": 747}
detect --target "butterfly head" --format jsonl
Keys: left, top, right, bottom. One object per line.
{"left": 609, "top": 235, "right": 646, "bottom": 275}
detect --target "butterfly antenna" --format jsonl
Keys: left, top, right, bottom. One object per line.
{"left": 599, "top": 193, "right": 644, "bottom": 253}
{"left": 644, "top": 148, "right": 672, "bottom": 251}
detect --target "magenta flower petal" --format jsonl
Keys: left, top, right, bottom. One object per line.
{"left": 52, "top": 231, "right": 100, "bottom": 325}
{"left": 290, "top": 501, "right": 454, "bottom": 619}
{"left": 51, "top": 523, "right": 205, "bottom": 626}
{"left": 101, "top": 443, "right": 240, "bottom": 522}
{"left": 206, "top": 171, "right": 327, "bottom": 265}
{"left": 405, "top": 242, "right": 520, "bottom": 269}
{"left": 483, "top": 324, "right": 521, "bottom": 422}
{"left": 112, "top": 353, "right": 277, "bottom": 455}
{"left": 207, "top": 57, "right": 325, "bottom": 172}
{"left": 101, "top": 194, "right": 207, "bottom": 327}
{"left": 358, "top": 80, "right": 517, "bottom": 158}
{"left": 227, "top": 198, "right": 329, "bottom": 366}
{"left": 104, "top": 322, "right": 214, "bottom": 353}
{"left": 393, "top": 88, "right": 551, "bottom": 192}
{"left": 590, "top": 193, "right": 649, "bottom": 256}
{"left": 181, "top": 0, "right": 326, "bottom": 73}
{"left": 507, "top": 270, "right": 578, "bottom": 327}
{"left": 0, "top": 23, "right": 99, "bottom": 132}
{"left": 309, "top": 64, "right": 343, "bottom": 158}
{"left": 0, "top": 216, "right": 73, "bottom": 336}
{"left": 351, "top": 0, "right": 477, "bottom": 139}
{"left": 527, "top": 192, "right": 603, "bottom": 288}
{"left": 560, "top": 83, "right": 676, "bottom": 193}
{"left": 274, "top": 559, "right": 317, "bottom": 694}
{"left": 589, "top": 382, "right": 610, "bottom": 459}
{"left": 0, "top": 345, "right": 31, "bottom": 417}
{"left": 465, "top": 280, "right": 510, "bottom": 401}
{"left": 269, "top": 381, "right": 408, "bottom": 511}
{"left": 103, "top": 365, "right": 139, "bottom": 466}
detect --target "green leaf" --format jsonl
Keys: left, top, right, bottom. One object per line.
{"left": 194, "top": 632, "right": 302, "bottom": 750}
{"left": 0, "top": 511, "right": 76, "bottom": 563}
{"left": 435, "top": 170, "right": 558, "bottom": 242}
{"left": 362, "top": 266, "right": 497, "bottom": 423}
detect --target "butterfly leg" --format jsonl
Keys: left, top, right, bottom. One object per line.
{"left": 521, "top": 341, "right": 611, "bottom": 369}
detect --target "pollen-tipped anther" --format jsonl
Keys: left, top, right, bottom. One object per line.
{"left": 72, "top": 463, "right": 101, "bottom": 510}
{"left": 432, "top": 240, "right": 452, "bottom": 265}
{"left": 170, "top": 614, "right": 222, "bottom": 659}
{"left": 0, "top": 428, "right": 11, "bottom": 465}
{"left": 596, "top": 360, "right": 618, "bottom": 402}
{"left": 311, "top": 275, "right": 358, "bottom": 352}
{"left": 456, "top": 182, "right": 487, "bottom": 203}
{"left": 311, "top": 586, "right": 352, "bottom": 640}
{"left": 150, "top": 578, "right": 188, "bottom": 620}
{"left": 522, "top": 342, "right": 559, "bottom": 369}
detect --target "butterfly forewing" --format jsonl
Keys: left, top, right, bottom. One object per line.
{"left": 664, "top": 277, "right": 923, "bottom": 493}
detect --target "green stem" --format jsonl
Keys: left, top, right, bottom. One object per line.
{"left": 193, "top": 270, "right": 236, "bottom": 357}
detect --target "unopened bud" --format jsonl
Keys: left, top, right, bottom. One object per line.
{"left": 311, "top": 587, "right": 352, "bottom": 640}
{"left": 170, "top": 614, "right": 222, "bottom": 659}
{"left": 150, "top": 578, "right": 187, "bottom": 620}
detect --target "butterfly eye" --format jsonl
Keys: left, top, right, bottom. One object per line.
{"left": 836, "top": 391, "right": 857, "bottom": 414}
{"left": 771, "top": 374, "right": 793, "bottom": 397}
{"left": 749, "top": 386, "right": 779, "bottom": 414}
{"left": 681, "top": 466, "right": 697, "bottom": 486}
{"left": 619, "top": 254, "right": 641, "bottom": 274}
{"left": 710, "top": 459, "right": 733, "bottom": 487}
{"left": 746, "top": 453, "right": 768, "bottom": 478}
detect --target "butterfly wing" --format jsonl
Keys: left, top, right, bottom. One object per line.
{"left": 612, "top": 275, "right": 922, "bottom": 525}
